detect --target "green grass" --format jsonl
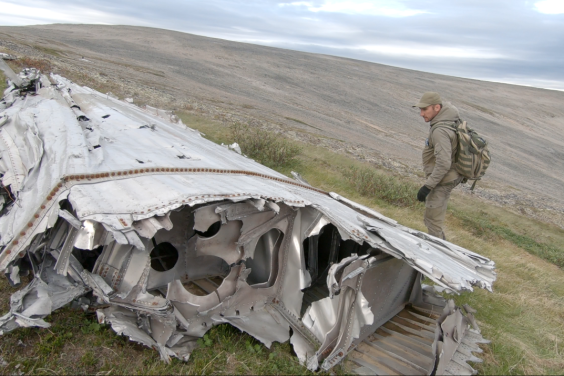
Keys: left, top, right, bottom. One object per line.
{"left": 451, "top": 207, "right": 564, "bottom": 268}
{"left": 229, "top": 123, "right": 302, "bottom": 168}
{"left": 342, "top": 165, "right": 423, "bottom": 208}
{"left": 0, "top": 70, "right": 6, "bottom": 93}
{"left": 448, "top": 194, "right": 564, "bottom": 270}
{"left": 0, "top": 294, "right": 334, "bottom": 375}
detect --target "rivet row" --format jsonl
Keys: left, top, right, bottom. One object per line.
{"left": 3, "top": 166, "right": 324, "bottom": 266}
{"left": 62, "top": 167, "right": 327, "bottom": 195}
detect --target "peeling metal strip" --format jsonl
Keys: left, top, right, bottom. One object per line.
{"left": 114, "top": 246, "right": 135, "bottom": 291}
{"left": 54, "top": 227, "right": 79, "bottom": 276}
{"left": 271, "top": 301, "right": 321, "bottom": 347}
{"left": 329, "top": 192, "right": 397, "bottom": 226}
{"left": 322, "top": 260, "right": 369, "bottom": 368}
{"left": 58, "top": 209, "right": 82, "bottom": 229}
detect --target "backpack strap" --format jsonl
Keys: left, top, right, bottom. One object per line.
{"left": 430, "top": 121, "right": 458, "bottom": 137}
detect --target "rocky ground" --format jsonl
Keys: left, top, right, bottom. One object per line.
{"left": 1, "top": 24, "right": 564, "bottom": 228}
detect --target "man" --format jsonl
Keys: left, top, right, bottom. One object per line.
{"left": 413, "top": 92, "right": 464, "bottom": 240}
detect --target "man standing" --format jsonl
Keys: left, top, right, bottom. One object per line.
{"left": 413, "top": 92, "right": 464, "bottom": 240}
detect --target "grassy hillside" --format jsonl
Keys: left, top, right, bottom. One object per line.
{"left": 0, "top": 60, "right": 563, "bottom": 375}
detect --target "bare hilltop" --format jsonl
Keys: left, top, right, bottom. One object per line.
{"left": 1, "top": 24, "right": 563, "bottom": 226}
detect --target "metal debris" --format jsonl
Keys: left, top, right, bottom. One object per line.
{"left": 0, "top": 53, "right": 17, "bottom": 60}
{"left": 0, "top": 62, "right": 495, "bottom": 374}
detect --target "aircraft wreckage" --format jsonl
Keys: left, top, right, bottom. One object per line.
{"left": 0, "top": 58, "right": 496, "bottom": 375}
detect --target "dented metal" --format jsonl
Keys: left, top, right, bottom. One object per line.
{"left": 0, "top": 62, "right": 495, "bottom": 374}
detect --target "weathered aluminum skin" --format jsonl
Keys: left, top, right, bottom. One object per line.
{"left": 0, "top": 63, "right": 494, "bottom": 373}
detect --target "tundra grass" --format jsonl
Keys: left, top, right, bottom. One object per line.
{"left": 0, "top": 290, "right": 326, "bottom": 375}
{"left": 0, "top": 70, "right": 6, "bottom": 93}
{"left": 230, "top": 123, "right": 302, "bottom": 168}
{"left": 1, "top": 87, "right": 563, "bottom": 374}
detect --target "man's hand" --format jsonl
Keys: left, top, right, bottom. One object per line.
{"left": 417, "top": 186, "right": 431, "bottom": 202}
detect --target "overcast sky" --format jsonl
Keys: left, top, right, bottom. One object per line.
{"left": 1, "top": 0, "right": 563, "bottom": 90}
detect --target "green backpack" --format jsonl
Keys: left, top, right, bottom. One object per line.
{"left": 435, "top": 120, "right": 491, "bottom": 190}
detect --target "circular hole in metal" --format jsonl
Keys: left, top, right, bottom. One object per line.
{"left": 150, "top": 242, "right": 179, "bottom": 272}
{"left": 195, "top": 221, "right": 221, "bottom": 238}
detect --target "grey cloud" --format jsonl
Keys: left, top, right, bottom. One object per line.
{"left": 1, "top": 0, "right": 563, "bottom": 89}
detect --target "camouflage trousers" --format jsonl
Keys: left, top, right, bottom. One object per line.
{"left": 424, "top": 177, "right": 464, "bottom": 240}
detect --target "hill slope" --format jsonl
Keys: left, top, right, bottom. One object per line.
{"left": 1, "top": 24, "right": 563, "bottom": 224}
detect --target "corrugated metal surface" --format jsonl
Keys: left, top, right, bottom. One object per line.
{"left": 348, "top": 304, "right": 486, "bottom": 375}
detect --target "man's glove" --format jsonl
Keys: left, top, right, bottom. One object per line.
{"left": 417, "top": 186, "right": 431, "bottom": 202}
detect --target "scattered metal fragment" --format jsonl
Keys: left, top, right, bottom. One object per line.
{"left": 0, "top": 53, "right": 17, "bottom": 60}
{"left": 0, "top": 62, "right": 495, "bottom": 374}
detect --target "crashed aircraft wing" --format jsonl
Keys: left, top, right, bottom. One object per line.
{"left": 0, "top": 63, "right": 495, "bottom": 374}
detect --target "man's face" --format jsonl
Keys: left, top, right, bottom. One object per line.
{"left": 419, "top": 104, "right": 441, "bottom": 122}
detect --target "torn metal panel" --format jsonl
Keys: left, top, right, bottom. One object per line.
{"left": 97, "top": 306, "right": 181, "bottom": 363}
{"left": 0, "top": 252, "right": 89, "bottom": 334}
{"left": 0, "top": 53, "right": 17, "bottom": 60}
{"left": 74, "top": 219, "right": 106, "bottom": 250}
{"left": 54, "top": 226, "right": 79, "bottom": 276}
{"left": 0, "top": 68, "right": 495, "bottom": 373}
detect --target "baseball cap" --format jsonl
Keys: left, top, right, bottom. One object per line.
{"left": 413, "top": 92, "right": 442, "bottom": 108}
